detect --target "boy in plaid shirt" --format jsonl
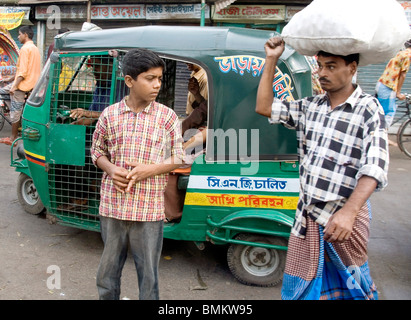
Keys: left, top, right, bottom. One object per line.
{"left": 91, "top": 48, "right": 184, "bottom": 300}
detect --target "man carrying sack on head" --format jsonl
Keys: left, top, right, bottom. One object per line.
{"left": 255, "top": 0, "right": 409, "bottom": 300}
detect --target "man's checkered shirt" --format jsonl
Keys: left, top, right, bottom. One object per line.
{"left": 269, "top": 85, "right": 389, "bottom": 238}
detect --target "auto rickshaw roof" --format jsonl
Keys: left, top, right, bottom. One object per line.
{"left": 54, "top": 25, "right": 295, "bottom": 59}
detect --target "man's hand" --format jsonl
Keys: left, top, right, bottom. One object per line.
{"left": 188, "top": 77, "right": 200, "bottom": 95}
{"left": 10, "top": 76, "right": 23, "bottom": 96}
{"left": 70, "top": 108, "right": 88, "bottom": 119}
{"left": 264, "top": 37, "right": 285, "bottom": 59}
{"left": 324, "top": 176, "right": 377, "bottom": 243}
{"left": 397, "top": 93, "right": 406, "bottom": 100}
{"left": 323, "top": 206, "right": 357, "bottom": 243}
{"left": 255, "top": 36, "right": 285, "bottom": 117}
{"left": 9, "top": 85, "right": 17, "bottom": 96}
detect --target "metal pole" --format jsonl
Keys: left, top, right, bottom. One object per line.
{"left": 200, "top": 0, "right": 205, "bottom": 26}
{"left": 36, "top": 21, "right": 46, "bottom": 67}
{"left": 87, "top": 0, "right": 92, "bottom": 22}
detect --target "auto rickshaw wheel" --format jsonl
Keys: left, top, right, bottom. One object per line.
{"left": 227, "top": 234, "right": 287, "bottom": 287}
{"left": 17, "top": 173, "right": 45, "bottom": 215}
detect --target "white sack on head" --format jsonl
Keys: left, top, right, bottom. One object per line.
{"left": 281, "top": 0, "right": 411, "bottom": 66}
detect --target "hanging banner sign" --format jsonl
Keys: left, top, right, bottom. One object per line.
{"left": 212, "top": 5, "right": 286, "bottom": 22}
{"left": 146, "top": 3, "right": 209, "bottom": 20}
{"left": 91, "top": 5, "right": 146, "bottom": 20}
{"left": 0, "top": 11, "right": 25, "bottom": 30}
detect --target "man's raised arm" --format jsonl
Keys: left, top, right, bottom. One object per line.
{"left": 256, "top": 37, "right": 285, "bottom": 117}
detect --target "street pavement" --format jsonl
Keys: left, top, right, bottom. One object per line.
{"left": 0, "top": 122, "right": 410, "bottom": 300}
{"left": 367, "top": 138, "right": 411, "bottom": 300}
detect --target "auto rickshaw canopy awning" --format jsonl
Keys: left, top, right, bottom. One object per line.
{"left": 55, "top": 25, "right": 284, "bottom": 57}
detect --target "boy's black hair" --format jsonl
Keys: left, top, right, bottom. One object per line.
{"left": 317, "top": 50, "right": 360, "bottom": 66}
{"left": 122, "top": 48, "right": 165, "bottom": 80}
{"left": 19, "top": 26, "right": 34, "bottom": 40}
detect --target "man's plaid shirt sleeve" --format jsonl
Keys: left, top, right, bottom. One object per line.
{"left": 356, "top": 101, "right": 389, "bottom": 191}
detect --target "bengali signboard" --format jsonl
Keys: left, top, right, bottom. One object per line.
{"left": 212, "top": 5, "right": 286, "bottom": 22}
{"left": 0, "top": 11, "right": 25, "bottom": 30}
{"left": 187, "top": 175, "right": 299, "bottom": 193}
{"left": 91, "top": 5, "right": 145, "bottom": 20}
{"left": 146, "top": 3, "right": 209, "bottom": 20}
{"left": 0, "top": 7, "right": 30, "bottom": 30}
{"left": 36, "top": 3, "right": 209, "bottom": 21}
{"left": 36, "top": 4, "right": 145, "bottom": 20}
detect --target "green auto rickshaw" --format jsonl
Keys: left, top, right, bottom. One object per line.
{"left": 11, "top": 25, "right": 312, "bottom": 287}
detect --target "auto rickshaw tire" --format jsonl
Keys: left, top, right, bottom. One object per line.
{"left": 227, "top": 234, "right": 287, "bottom": 287}
{"left": 17, "top": 173, "right": 45, "bottom": 215}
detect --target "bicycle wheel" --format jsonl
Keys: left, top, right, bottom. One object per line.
{"left": 397, "top": 119, "right": 411, "bottom": 158}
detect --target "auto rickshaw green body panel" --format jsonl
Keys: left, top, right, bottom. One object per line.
{"left": 15, "top": 26, "right": 312, "bottom": 262}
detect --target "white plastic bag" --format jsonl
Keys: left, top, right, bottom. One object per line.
{"left": 281, "top": 0, "right": 411, "bottom": 66}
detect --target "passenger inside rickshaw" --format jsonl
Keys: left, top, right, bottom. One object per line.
{"left": 51, "top": 52, "right": 209, "bottom": 221}
{"left": 164, "top": 63, "right": 209, "bottom": 223}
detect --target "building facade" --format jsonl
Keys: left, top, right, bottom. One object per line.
{"left": 5, "top": 0, "right": 312, "bottom": 62}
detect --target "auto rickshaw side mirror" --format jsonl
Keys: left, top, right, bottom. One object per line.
{"left": 49, "top": 52, "right": 60, "bottom": 64}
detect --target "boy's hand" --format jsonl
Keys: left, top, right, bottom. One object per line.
{"left": 264, "top": 37, "right": 285, "bottom": 59}
{"left": 125, "top": 161, "right": 156, "bottom": 192}
{"left": 108, "top": 166, "right": 130, "bottom": 193}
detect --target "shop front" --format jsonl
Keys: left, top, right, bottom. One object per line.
{"left": 23, "top": 1, "right": 212, "bottom": 63}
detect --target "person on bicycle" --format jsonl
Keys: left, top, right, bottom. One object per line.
{"left": 0, "top": 26, "right": 41, "bottom": 146}
{"left": 375, "top": 40, "right": 411, "bottom": 130}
